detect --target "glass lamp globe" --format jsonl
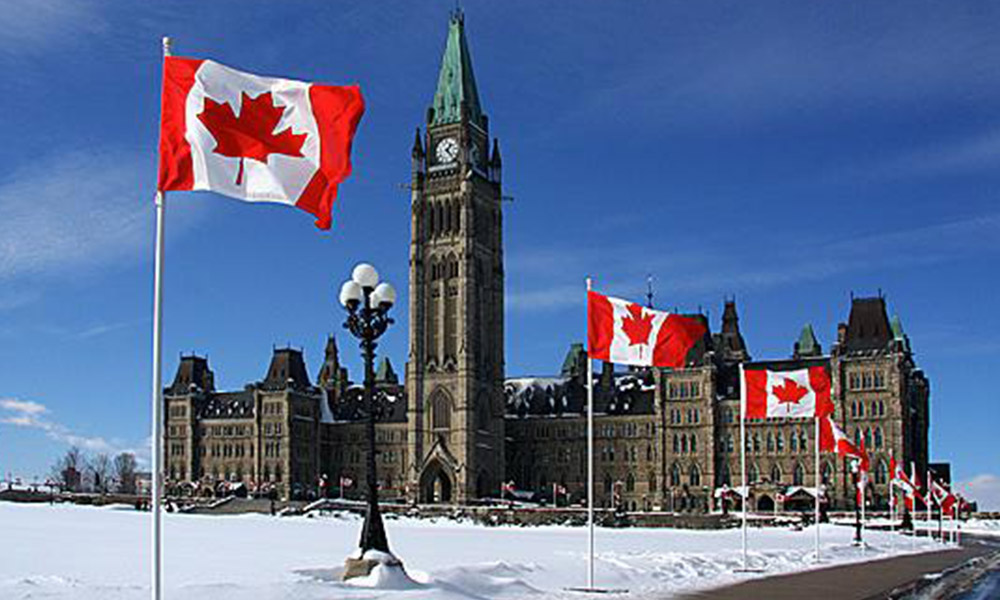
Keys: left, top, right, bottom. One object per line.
{"left": 352, "top": 263, "right": 379, "bottom": 289}
{"left": 339, "top": 280, "right": 364, "bottom": 307}
{"left": 372, "top": 282, "right": 396, "bottom": 308}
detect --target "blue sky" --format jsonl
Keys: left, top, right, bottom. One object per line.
{"left": 0, "top": 1, "right": 997, "bottom": 508}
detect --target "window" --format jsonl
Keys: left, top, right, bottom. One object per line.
{"left": 875, "top": 460, "right": 888, "bottom": 485}
{"left": 726, "top": 434, "right": 734, "bottom": 453}
{"left": 821, "top": 462, "right": 834, "bottom": 486}
{"left": 776, "top": 432, "right": 784, "bottom": 453}
{"left": 431, "top": 391, "right": 451, "bottom": 430}
{"left": 790, "top": 432, "right": 798, "bottom": 452}
{"left": 878, "top": 400, "right": 885, "bottom": 417}
{"left": 862, "top": 372, "right": 872, "bottom": 389}
{"left": 673, "top": 434, "right": 679, "bottom": 454}
{"left": 858, "top": 402, "right": 865, "bottom": 417}
{"left": 767, "top": 433, "right": 774, "bottom": 453}
{"left": 864, "top": 428, "right": 872, "bottom": 448}
{"left": 626, "top": 472, "right": 635, "bottom": 493}
{"left": 870, "top": 401, "right": 877, "bottom": 417}
{"left": 749, "top": 464, "right": 759, "bottom": 484}
{"left": 670, "top": 464, "right": 681, "bottom": 487}
{"left": 681, "top": 435, "right": 688, "bottom": 454}
{"left": 793, "top": 463, "right": 805, "bottom": 486}
{"left": 874, "top": 427, "right": 883, "bottom": 449}
{"left": 771, "top": 464, "right": 782, "bottom": 484}
{"left": 753, "top": 434, "right": 760, "bottom": 453}
{"left": 689, "top": 464, "right": 701, "bottom": 487}
{"left": 690, "top": 435, "right": 697, "bottom": 453}
{"left": 851, "top": 402, "right": 857, "bottom": 418}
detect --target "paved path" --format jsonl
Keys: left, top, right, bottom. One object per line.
{"left": 676, "top": 538, "right": 999, "bottom": 600}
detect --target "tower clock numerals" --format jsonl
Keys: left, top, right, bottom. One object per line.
{"left": 436, "top": 137, "right": 459, "bottom": 164}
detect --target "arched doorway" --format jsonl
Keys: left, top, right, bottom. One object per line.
{"left": 757, "top": 494, "right": 775, "bottom": 512}
{"left": 419, "top": 461, "right": 453, "bottom": 504}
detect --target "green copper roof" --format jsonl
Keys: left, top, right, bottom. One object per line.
{"left": 430, "top": 12, "right": 484, "bottom": 127}
{"left": 376, "top": 357, "right": 398, "bottom": 384}
{"left": 890, "top": 314, "right": 911, "bottom": 352}
{"left": 796, "top": 324, "right": 821, "bottom": 356}
{"left": 561, "top": 343, "right": 586, "bottom": 378}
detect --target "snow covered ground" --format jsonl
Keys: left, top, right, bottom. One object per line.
{"left": 0, "top": 502, "right": 949, "bottom": 600}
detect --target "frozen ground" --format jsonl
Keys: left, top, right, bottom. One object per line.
{"left": 0, "top": 502, "right": 949, "bottom": 600}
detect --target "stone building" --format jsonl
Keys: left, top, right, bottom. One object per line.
{"left": 163, "top": 12, "right": 933, "bottom": 510}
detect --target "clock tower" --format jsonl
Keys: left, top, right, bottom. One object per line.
{"left": 407, "top": 11, "right": 505, "bottom": 503}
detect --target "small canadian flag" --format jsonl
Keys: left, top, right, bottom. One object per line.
{"left": 587, "top": 291, "right": 706, "bottom": 368}
{"left": 158, "top": 57, "right": 365, "bottom": 229}
{"left": 743, "top": 362, "right": 833, "bottom": 419}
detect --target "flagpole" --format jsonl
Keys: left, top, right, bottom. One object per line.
{"left": 586, "top": 277, "right": 595, "bottom": 591}
{"left": 926, "top": 468, "right": 933, "bottom": 543}
{"left": 149, "top": 37, "right": 171, "bottom": 600}
{"left": 814, "top": 415, "right": 820, "bottom": 562}
{"left": 860, "top": 472, "right": 866, "bottom": 553}
{"left": 739, "top": 363, "right": 748, "bottom": 571}
{"left": 889, "top": 449, "right": 895, "bottom": 551}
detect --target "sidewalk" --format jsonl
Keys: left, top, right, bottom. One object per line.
{"left": 675, "top": 540, "right": 997, "bottom": 600}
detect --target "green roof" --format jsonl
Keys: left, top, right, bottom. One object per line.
{"left": 430, "top": 12, "right": 484, "bottom": 128}
{"left": 375, "top": 357, "right": 398, "bottom": 384}
{"left": 890, "top": 314, "right": 911, "bottom": 352}
{"left": 796, "top": 324, "right": 821, "bottom": 356}
{"left": 561, "top": 343, "right": 585, "bottom": 378}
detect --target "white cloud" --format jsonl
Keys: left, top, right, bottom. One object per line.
{"left": 955, "top": 474, "right": 1000, "bottom": 512}
{"left": 0, "top": 151, "right": 152, "bottom": 283}
{"left": 0, "top": 399, "right": 48, "bottom": 416}
{"left": 0, "top": 0, "right": 106, "bottom": 56}
{"left": 506, "top": 212, "right": 1000, "bottom": 312}
{"left": 0, "top": 396, "right": 118, "bottom": 454}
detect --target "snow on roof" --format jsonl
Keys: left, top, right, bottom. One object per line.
{"left": 319, "top": 388, "right": 336, "bottom": 424}
{"left": 504, "top": 377, "right": 568, "bottom": 410}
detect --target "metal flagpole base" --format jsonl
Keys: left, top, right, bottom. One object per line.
{"left": 565, "top": 587, "right": 630, "bottom": 594}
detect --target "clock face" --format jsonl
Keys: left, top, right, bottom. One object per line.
{"left": 436, "top": 137, "right": 459, "bottom": 164}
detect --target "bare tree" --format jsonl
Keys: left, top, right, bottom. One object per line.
{"left": 90, "top": 453, "right": 112, "bottom": 494}
{"left": 113, "top": 452, "right": 138, "bottom": 494}
{"left": 50, "top": 446, "right": 86, "bottom": 493}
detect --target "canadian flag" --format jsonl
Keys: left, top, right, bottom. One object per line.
{"left": 930, "top": 477, "right": 956, "bottom": 513}
{"left": 587, "top": 291, "right": 706, "bottom": 368}
{"left": 158, "top": 57, "right": 364, "bottom": 229}
{"left": 744, "top": 363, "right": 833, "bottom": 419}
{"left": 819, "top": 415, "right": 863, "bottom": 458}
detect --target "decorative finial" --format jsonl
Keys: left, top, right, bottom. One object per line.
{"left": 646, "top": 274, "right": 654, "bottom": 309}
{"left": 162, "top": 36, "right": 172, "bottom": 58}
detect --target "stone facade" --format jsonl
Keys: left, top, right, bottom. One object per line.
{"left": 162, "top": 13, "right": 933, "bottom": 511}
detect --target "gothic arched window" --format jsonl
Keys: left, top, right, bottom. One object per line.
{"left": 670, "top": 464, "right": 681, "bottom": 487}
{"left": 770, "top": 464, "right": 782, "bottom": 484}
{"left": 793, "top": 463, "right": 805, "bottom": 486}
{"left": 431, "top": 391, "right": 451, "bottom": 430}
{"left": 874, "top": 427, "right": 883, "bottom": 449}
{"left": 875, "top": 460, "right": 888, "bottom": 484}
{"left": 626, "top": 472, "right": 635, "bottom": 492}
{"left": 749, "top": 463, "right": 759, "bottom": 484}
{"left": 689, "top": 464, "right": 701, "bottom": 487}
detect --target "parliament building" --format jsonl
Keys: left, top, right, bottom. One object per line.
{"left": 163, "top": 13, "right": 931, "bottom": 512}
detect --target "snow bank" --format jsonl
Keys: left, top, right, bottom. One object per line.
{"left": 0, "top": 502, "right": 947, "bottom": 600}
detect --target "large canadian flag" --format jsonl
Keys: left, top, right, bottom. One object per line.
{"left": 743, "top": 363, "right": 833, "bottom": 419}
{"left": 158, "top": 57, "right": 365, "bottom": 229}
{"left": 587, "top": 291, "right": 706, "bottom": 368}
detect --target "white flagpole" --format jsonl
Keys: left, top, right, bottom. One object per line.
{"left": 926, "top": 468, "right": 933, "bottom": 542}
{"left": 814, "top": 415, "right": 820, "bottom": 562}
{"left": 889, "top": 449, "right": 895, "bottom": 551}
{"left": 739, "top": 363, "right": 748, "bottom": 571}
{"left": 150, "top": 37, "right": 171, "bottom": 600}
{"left": 860, "top": 472, "right": 866, "bottom": 552}
{"left": 586, "top": 277, "right": 595, "bottom": 591}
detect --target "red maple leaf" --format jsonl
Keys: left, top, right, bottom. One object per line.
{"left": 620, "top": 303, "right": 655, "bottom": 347}
{"left": 772, "top": 378, "right": 808, "bottom": 406}
{"left": 197, "top": 91, "right": 307, "bottom": 186}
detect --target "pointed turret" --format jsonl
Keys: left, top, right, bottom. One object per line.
{"left": 716, "top": 299, "right": 749, "bottom": 362}
{"left": 793, "top": 324, "right": 822, "bottom": 358}
{"left": 411, "top": 127, "right": 424, "bottom": 159}
{"left": 429, "top": 10, "right": 486, "bottom": 129}
{"left": 375, "top": 357, "right": 399, "bottom": 385}
{"left": 890, "top": 314, "right": 911, "bottom": 353}
{"left": 168, "top": 354, "right": 214, "bottom": 395}
{"left": 489, "top": 138, "right": 502, "bottom": 182}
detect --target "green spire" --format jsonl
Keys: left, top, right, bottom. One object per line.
{"left": 890, "top": 314, "right": 911, "bottom": 352}
{"left": 795, "top": 324, "right": 821, "bottom": 357}
{"left": 375, "top": 357, "right": 398, "bottom": 384}
{"left": 430, "top": 11, "right": 484, "bottom": 128}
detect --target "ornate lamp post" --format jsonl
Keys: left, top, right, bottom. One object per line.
{"left": 338, "top": 263, "right": 402, "bottom": 578}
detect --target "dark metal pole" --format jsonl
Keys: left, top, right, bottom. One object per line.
{"left": 356, "top": 294, "right": 390, "bottom": 554}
